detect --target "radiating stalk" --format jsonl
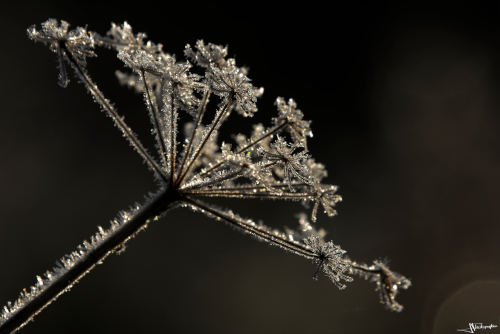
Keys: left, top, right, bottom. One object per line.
{"left": 198, "top": 121, "right": 289, "bottom": 178}
{"left": 175, "top": 88, "right": 211, "bottom": 186}
{"left": 0, "top": 187, "right": 180, "bottom": 334}
{"left": 140, "top": 70, "right": 169, "bottom": 171}
{"left": 62, "top": 45, "right": 168, "bottom": 183}
{"left": 176, "top": 99, "right": 233, "bottom": 186}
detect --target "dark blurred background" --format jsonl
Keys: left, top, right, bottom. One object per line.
{"left": 1, "top": 2, "right": 500, "bottom": 333}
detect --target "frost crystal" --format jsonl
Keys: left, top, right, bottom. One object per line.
{"left": 184, "top": 40, "right": 228, "bottom": 69}
{"left": 349, "top": 260, "right": 412, "bottom": 312}
{"left": 274, "top": 97, "right": 312, "bottom": 147}
{"left": 311, "top": 183, "right": 342, "bottom": 222}
{"left": 117, "top": 49, "right": 163, "bottom": 75}
{"left": 0, "top": 201, "right": 146, "bottom": 329}
{"left": 27, "top": 19, "right": 96, "bottom": 64}
{"left": 207, "top": 63, "right": 259, "bottom": 117}
{"left": 1, "top": 19, "right": 412, "bottom": 333}
{"left": 259, "top": 136, "right": 311, "bottom": 190}
{"left": 303, "top": 235, "right": 352, "bottom": 289}
{"left": 27, "top": 19, "right": 96, "bottom": 87}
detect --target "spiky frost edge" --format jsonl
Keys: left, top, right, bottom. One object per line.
{"left": 181, "top": 198, "right": 352, "bottom": 290}
{"left": 181, "top": 198, "right": 317, "bottom": 259}
{"left": 0, "top": 191, "right": 167, "bottom": 330}
{"left": 348, "top": 260, "right": 412, "bottom": 312}
{"left": 20, "top": 20, "right": 413, "bottom": 327}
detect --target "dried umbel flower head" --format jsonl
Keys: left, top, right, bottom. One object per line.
{"left": 0, "top": 19, "right": 411, "bottom": 333}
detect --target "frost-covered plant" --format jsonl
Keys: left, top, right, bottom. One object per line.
{"left": 0, "top": 19, "right": 411, "bottom": 333}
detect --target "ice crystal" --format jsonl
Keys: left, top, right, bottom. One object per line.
{"left": 206, "top": 62, "right": 259, "bottom": 117}
{"left": 0, "top": 200, "right": 146, "bottom": 329}
{"left": 27, "top": 19, "right": 95, "bottom": 87}
{"left": 184, "top": 40, "right": 228, "bottom": 69}
{"left": 303, "top": 235, "right": 352, "bottom": 289}
{"left": 117, "top": 49, "right": 163, "bottom": 75}
{"left": 349, "top": 260, "right": 412, "bottom": 312}
{"left": 273, "top": 97, "right": 312, "bottom": 147}
{"left": 0, "top": 19, "right": 411, "bottom": 333}
{"left": 259, "top": 136, "right": 311, "bottom": 190}
{"left": 310, "top": 182, "right": 343, "bottom": 222}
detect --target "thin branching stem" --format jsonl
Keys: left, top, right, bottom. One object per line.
{"left": 199, "top": 120, "right": 289, "bottom": 178}
{"left": 62, "top": 45, "right": 168, "bottom": 183}
{"left": 175, "top": 88, "right": 211, "bottom": 185}
{"left": 261, "top": 161, "right": 280, "bottom": 169}
{"left": 156, "top": 77, "right": 166, "bottom": 111}
{"left": 237, "top": 121, "right": 289, "bottom": 154}
{"left": 184, "top": 197, "right": 317, "bottom": 259}
{"left": 140, "top": 69, "right": 169, "bottom": 170}
{"left": 14, "top": 21, "right": 411, "bottom": 332}
{"left": 187, "top": 183, "right": 310, "bottom": 192}
{"left": 167, "top": 93, "right": 177, "bottom": 186}
{"left": 0, "top": 188, "right": 180, "bottom": 334}
{"left": 349, "top": 261, "right": 381, "bottom": 275}
{"left": 184, "top": 189, "right": 316, "bottom": 200}
{"left": 176, "top": 98, "right": 234, "bottom": 186}
{"left": 182, "top": 167, "right": 247, "bottom": 191}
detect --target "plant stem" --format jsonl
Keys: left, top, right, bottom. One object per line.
{"left": 198, "top": 121, "right": 289, "bottom": 178}
{"left": 176, "top": 99, "right": 233, "bottom": 186}
{"left": 175, "top": 88, "right": 211, "bottom": 186}
{"left": 0, "top": 187, "right": 180, "bottom": 334}
{"left": 140, "top": 69, "right": 169, "bottom": 171}
{"left": 185, "top": 197, "right": 317, "bottom": 259}
{"left": 62, "top": 44, "right": 168, "bottom": 183}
